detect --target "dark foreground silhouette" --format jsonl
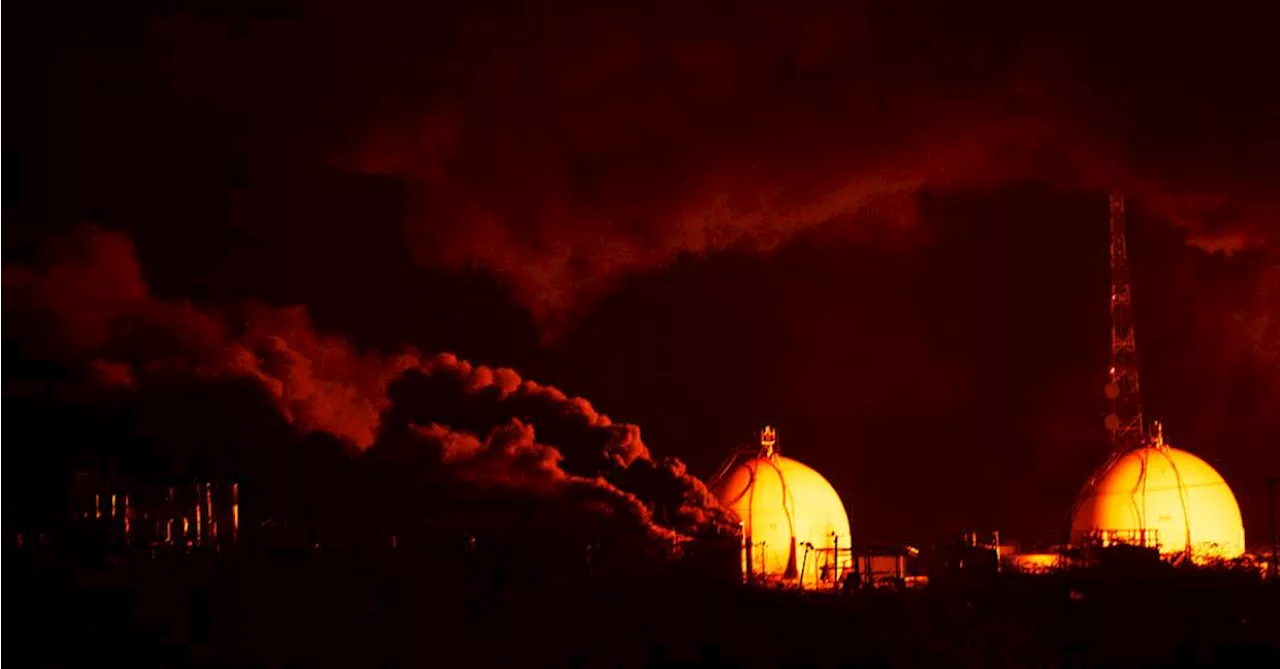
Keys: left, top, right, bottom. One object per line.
{"left": 9, "top": 545, "right": 1280, "bottom": 669}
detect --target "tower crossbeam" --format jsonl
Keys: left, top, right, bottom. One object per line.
{"left": 1106, "top": 191, "right": 1146, "bottom": 454}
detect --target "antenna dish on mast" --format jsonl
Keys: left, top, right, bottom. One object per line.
{"left": 1070, "top": 191, "right": 1247, "bottom": 564}
{"left": 1106, "top": 190, "right": 1146, "bottom": 453}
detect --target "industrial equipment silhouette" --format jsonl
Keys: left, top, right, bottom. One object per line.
{"left": 1071, "top": 192, "right": 1245, "bottom": 562}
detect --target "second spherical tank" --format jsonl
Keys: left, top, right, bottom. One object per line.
{"left": 1072, "top": 444, "right": 1245, "bottom": 561}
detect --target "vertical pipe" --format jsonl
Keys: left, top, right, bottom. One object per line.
{"left": 1268, "top": 478, "right": 1278, "bottom": 581}
{"left": 123, "top": 494, "right": 131, "bottom": 544}
{"left": 784, "top": 536, "right": 798, "bottom": 580}
{"left": 833, "top": 534, "right": 840, "bottom": 590}
{"left": 206, "top": 483, "right": 217, "bottom": 544}
{"left": 166, "top": 486, "right": 176, "bottom": 547}
{"left": 182, "top": 517, "right": 191, "bottom": 548}
{"left": 95, "top": 493, "right": 102, "bottom": 521}
{"left": 231, "top": 483, "right": 240, "bottom": 548}
{"left": 195, "top": 483, "right": 203, "bottom": 547}
{"left": 110, "top": 493, "right": 117, "bottom": 521}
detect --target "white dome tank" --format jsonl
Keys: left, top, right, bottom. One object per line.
{"left": 1072, "top": 429, "right": 1245, "bottom": 562}
{"left": 711, "top": 427, "right": 852, "bottom": 588}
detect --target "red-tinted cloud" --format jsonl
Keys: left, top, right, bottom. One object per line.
{"left": 147, "top": 3, "right": 1278, "bottom": 333}
{"left": 401, "top": 419, "right": 688, "bottom": 543}
{"left": 346, "top": 8, "right": 1046, "bottom": 325}
{"left": 3, "top": 225, "right": 152, "bottom": 354}
{"left": 382, "top": 353, "right": 734, "bottom": 535}
{"left": 3, "top": 226, "right": 400, "bottom": 446}
{"left": 3, "top": 225, "right": 735, "bottom": 539}
{"left": 303, "top": 2, "right": 1275, "bottom": 327}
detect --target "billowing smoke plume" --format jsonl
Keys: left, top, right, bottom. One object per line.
{"left": 380, "top": 354, "right": 730, "bottom": 532}
{"left": 3, "top": 226, "right": 735, "bottom": 544}
{"left": 3, "top": 226, "right": 401, "bottom": 447}
{"left": 12, "top": 1, "right": 1277, "bottom": 546}
{"left": 379, "top": 419, "right": 687, "bottom": 545}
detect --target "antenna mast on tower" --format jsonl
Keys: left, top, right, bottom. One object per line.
{"left": 1104, "top": 191, "right": 1146, "bottom": 454}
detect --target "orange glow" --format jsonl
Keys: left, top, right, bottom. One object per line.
{"left": 206, "top": 484, "right": 217, "bottom": 541}
{"left": 195, "top": 484, "right": 204, "bottom": 546}
{"left": 1072, "top": 446, "right": 1245, "bottom": 562}
{"left": 1010, "top": 553, "right": 1059, "bottom": 573}
{"left": 713, "top": 454, "right": 851, "bottom": 588}
{"left": 231, "top": 483, "right": 240, "bottom": 546}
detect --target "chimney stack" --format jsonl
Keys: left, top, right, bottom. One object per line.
{"left": 165, "top": 487, "right": 177, "bottom": 547}
{"left": 123, "top": 494, "right": 131, "bottom": 544}
{"left": 195, "top": 483, "right": 204, "bottom": 546}
{"left": 231, "top": 483, "right": 240, "bottom": 547}
{"left": 205, "top": 483, "right": 217, "bottom": 546}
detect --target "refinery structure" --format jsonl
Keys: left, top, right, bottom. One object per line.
{"left": 703, "top": 191, "right": 1258, "bottom": 591}
{"left": 28, "top": 191, "right": 1267, "bottom": 584}
{"left": 1068, "top": 192, "right": 1246, "bottom": 564}
{"left": 69, "top": 472, "right": 242, "bottom": 552}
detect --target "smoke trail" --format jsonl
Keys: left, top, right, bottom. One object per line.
{"left": 3, "top": 225, "right": 736, "bottom": 540}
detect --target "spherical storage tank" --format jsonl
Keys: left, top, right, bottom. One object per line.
{"left": 712, "top": 428, "right": 852, "bottom": 588}
{"left": 1072, "top": 437, "right": 1244, "bottom": 562}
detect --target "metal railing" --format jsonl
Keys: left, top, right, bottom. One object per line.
{"left": 1072, "top": 528, "right": 1160, "bottom": 550}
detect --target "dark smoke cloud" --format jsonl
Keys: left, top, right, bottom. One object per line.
{"left": 3, "top": 225, "right": 400, "bottom": 447}
{"left": 3, "top": 226, "right": 734, "bottom": 541}
{"left": 379, "top": 419, "right": 687, "bottom": 544}
{"left": 344, "top": 3, "right": 1059, "bottom": 325}
{"left": 12, "top": 1, "right": 1280, "bottom": 544}
{"left": 388, "top": 353, "right": 649, "bottom": 468}
{"left": 7, "top": 2, "right": 1272, "bottom": 353}
{"left": 3, "top": 225, "right": 155, "bottom": 354}
{"left": 1213, "top": 259, "right": 1280, "bottom": 422}
{"left": 380, "top": 355, "right": 733, "bottom": 534}
{"left": 149, "top": 1, "right": 1278, "bottom": 328}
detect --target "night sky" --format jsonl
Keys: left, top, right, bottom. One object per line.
{"left": 7, "top": 0, "right": 1278, "bottom": 547}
